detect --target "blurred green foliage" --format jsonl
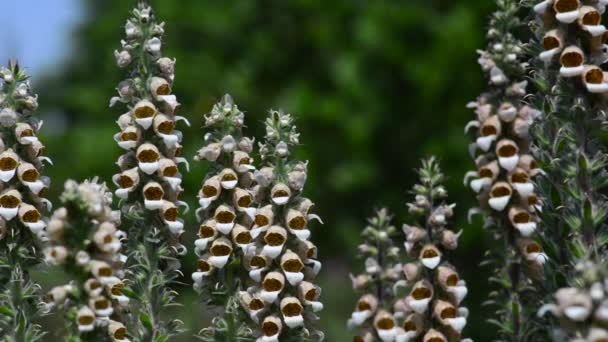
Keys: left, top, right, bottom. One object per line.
{"left": 32, "top": 0, "right": 499, "bottom": 340}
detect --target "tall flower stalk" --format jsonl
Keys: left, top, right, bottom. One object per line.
{"left": 465, "top": 0, "right": 547, "bottom": 339}
{"left": 192, "top": 94, "right": 257, "bottom": 341}
{"left": 400, "top": 158, "right": 471, "bottom": 342}
{"left": 110, "top": 3, "right": 188, "bottom": 340}
{"left": 0, "top": 60, "right": 52, "bottom": 341}
{"left": 530, "top": 0, "right": 608, "bottom": 338}
{"left": 348, "top": 208, "right": 403, "bottom": 341}
{"left": 44, "top": 179, "right": 129, "bottom": 341}
{"left": 246, "top": 110, "right": 323, "bottom": 341}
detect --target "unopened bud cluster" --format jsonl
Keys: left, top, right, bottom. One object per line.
{"left": 111, "top": 2, "right": 188, "bottom": 251}
{"left": 44, "top": 179, "right": 129, "bottom": 340}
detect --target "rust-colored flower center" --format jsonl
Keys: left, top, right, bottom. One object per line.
{"left": 22, "top": 169, "right": 39, "bottom": 182}
{"left": 137, "top": 149, "right": 160, "bottom": 163}
{"left": 543, "top": 36, "right": 560, "bottom": 50}
{"left": 163, "top": 207, "right": 178, "bottom": 221}
{"left": 514, "top": 212, "right": 531, "bottom": 224}
{"left": 0, "top": 195, "right": 20, "bottom": 208}
{"left": 511, "top": 172, "right": 528, "bottom": 183}
{"left": 376, "top": 317, "right": 395, "bottom": 330}
{"left": 134, "top": 105, "right": 155, "bottom": 118}
{"left": 282, "top": 303, "right": 303, "bottom": 317}
{"left": 357, "top": 301, "right": 371, "bottom": 311}
{"left": 210, "top": 244, "right": 232, "bottom": 256}
{"left": 156, "top": 84, "right": 171, "bottom": 95}
{"left": 249, "top": 298, "right": 264, "bottom": 311}
{"left": 305, "top": 289, "right": 317, "bottom": 301}
{"left": 354, "top": 337, "right": 364, "bottom": 342}
{"left": 262, "top": 321, "right": 279, "bottom": 337}
{"left": 422, "top": 248, "right": 438, "bottom": 258}
{"left": 491, "top": 186, "right": 511, "bottom": 198}
{"left": 111, "top": 283, "right": 124, "bottom": 296}
{"left": 144, "top": 187, "right": 163, "bottom": 200}
{"left": 403, "top": 320, "right": 417, "bottom": 332}
{"left": 198, "top": 260, "right": 211, "bottom": 272}
{"left": 98, "top": 266, "right": 113, "bottom": 277}
{"left": 89, "top": 280, "right": 101, "bottom": 290}
{"left": 447, "top": 274, "right": 459, "bottom": 287}
{"left": 585, "top": 68, "right": 603, "bottom": 84}
{"left": 412, "top": 287, "right": 432, "bottom": 300}
{"left": 282, "top": 259, "right": 304, "bottom": 272}
{"left": 498, "top": 144, "right": 517, "bottom": 157}
{"left": 175, "top": 145, "right": 183, "bottom": 157}
{"left": 199, "top": 225, "right": 215, "bottom": 238}
{"left": 428, "top": 338, "right": 445, "bottom": 342}
{"left": 526, "top": 243, "right": 542, "bottom": 254}
{"left": 264, "top": 232, "right": 285, "bottom": 246}
{"left": 272, "top": 190, "right": 289, "bottom": 198}
{"left": 255, "top": 214, "right": 269, "bottom": 226}
{"left": 554, "top": 0, "right": 578, "bottom": 12}
{"left": 113, "top": 327, "right": 127, "bottom": 340}
{"left": 528, "top": 195, "right": 539, "bottom": 206}
{"left": 23, "top": 209, "right": 40, "bottom": 223}
{"left": 0, "top": 157, "right": 17, "bottom": 171}
{"left": 221, "top": 173, "right": 237, "bottom": 182}
{"left": 307, "top": 246, "right": 316, "bottom": 259}
{"left": 157, "top": 121, "right": 174, "bottom": 134}
{"left": 119, "top": 175, "right": 134, "bottom": 189}
{"left": 560, "top": 51, "right": 583, "bottom": 68}
{"left": 239, "top": 157, "right": 250, "bottom": 165}
{"left": 250, "top": 256, "right": 267, "bottom": 268}
{"left": 479, "top": 168, "right": 493, "bottom": 178}
{"left": 237, "top": 194, "right": 252, "bottom": 208}
{"left": 94, "top": 299, "right": 109, "bottom": 310}
{"left": 235, "top": 231, "right": 252, "bottom": 244}
{"left": 202, "top": 185, "right": 218, "bottom": 198}
{"left": 20, "top": 129, "right": 34, "bottom": 138}
{"left": 480, "top": 124, "right": 497, "bottom": 137}
{"left": 441, "top": 307, "right": 457, "bottom": 319}
{"left": 288, "top": 216, "right": 306, "bottom": 230}
{"left": 583, "top": 11, "right": 601, "bottom": 25}
{"left": 263, "top": 278, "right": 283, "bottom": 292}
{"left": 163, "top": 166, "right": 178, "bottom": 177}
{"left": 215, "top": 211, "right": 235, "bottom": 224}
{"left": 78, "top": 315, "right": 95, "bottom": 325}
{"left": 120, "top": 132, "right": 138, "bottom": 141}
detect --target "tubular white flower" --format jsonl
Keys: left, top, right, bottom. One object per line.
{"left": 559, "top": 46, "right": 585, "bottom": 77}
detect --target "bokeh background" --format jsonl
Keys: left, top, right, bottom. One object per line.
{"left": 1, "top": 0, "right": 498, "bottom": 340}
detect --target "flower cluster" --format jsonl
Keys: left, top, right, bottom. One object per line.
{"left": 348, "top": 208, "right": 403, "bottom": 341}
{"left": 398, "top": 158, "right": 470, "bottom": 342}
{"left": 0, "top": 60, "right": 51, "bottom": 340}
{"left": 192, "top": 94, "right": 256, "bottom": 290}
{"left": 239, "top": 110, "right": 323, "bottom": 341}
{"left": 540, "top": 261, "right": 608, "bottom": 341}
{"left": 109, "top": 3, "right": 187, "bottom": 339}
{"left": 44, "top": 179, "right": 129, "bottom": 340}
{"left": 111, "top": 2, "right": 188, "bottom": 250}
{"left": 466, "top": 0, "right": 547, "bottom": 338}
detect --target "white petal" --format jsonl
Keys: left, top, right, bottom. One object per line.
{"left": 194, "top": 238, "right": 210, "bottom": 251}
{"left": 25, "top": 180, "right": 45, "bottom": 194}
{"left": 283, "top": 315, "right": 304, "bottom": 328}
{"left": 449, "top": 285, "right": 468, "bottom": 304}
{"left": 0, "top": 170, "right": 15, "bottom": 182}
{"left": 135, "top": 117, "right": 154, "bottom": 129}
{"left": 309, "top": 301, "right": 323, "bottom": 313}
{"left": 470, "top": 178, "right": 491, "bottom": 193}
{"left": 272, "top": 196, "right": 289, "bottom": 205}
{"left": 476, "top": 135, "right": 496, "bottom": 152}
{"left": 489, "top": 195, "right": 511, "bottom": 211}
{"left": 26, "top": 221, "right": 46, "bottom": 234}
{"left": 560, "top": 65, "right": 585, "bottom": 77}
{"left": 378, "top": 328, "right": 397, "bottom": 342}
{"left": 144, "top": 200, "right": 163, "bottom": 210}
{"left": 540, "top": 48, "right": 561, "bottom": 62}
{"left": 555, "top": 10, "right": 579, "bottom": 23}
{"left": 533, "top": 0, "right": 552, "bottom": 14}
{"left": 350, "top": 310, "right": 371, "bottom": 326}
{"left": 564, "top": 306, "right": 590, "bottom": 321}
{"left": 118, "top": 140, "right": 137, "bottom": 150}
{"left": 498, "top": 108, "right": 517, "bottom": 122}
{"left": 447, "top": 317, "right": 467, "bottom": 332}
{"left": 585, "top": 25, "right": 607, "bottom": 37}
{"left": 284, "top": 271, "right": 304, "bottom": 286}
{"left": 241, "top": 207, "right": 257, "bottom": 220}
{"left": 421, "top": 256, "right": 441, "bottom": 269}
{"left": 291, "top": 229, "right": 310, "bottom": 241}
{"left": 586, "top": 82, "right": 608, "bottom": 93}
{"left": 262, "top": 245, "right": 283, "bottom": 259}
{"left": 249, "top": 268, "right": 264, "bottom": 282}
{"left": 166, "top": 220, "right": 184, "bottom": 234}
{"left": 0, "top": 207, "right": 19, "bottom": 220}
{"left": 408, "top": 298, "right": 430, "bottom": 314}
{"left": 221, "top": 180, "right": 238, "bottom": 189}
{"left": 499, "top": 155, "right": 519, "bottom": 171}
{"left": 198, "top": 197, "right": 215, "bottom": 209}
{"left": 209, "top": 255, "right": 230, "bottom": 268}
{"left": 139, "top": 162, "right": 159, "bottom": 175}
{"left": 515, "top": 222, "right": 537, "bottom": 237}
{"left": 165, "top": 176, "right": 182, "bottom": 189}
{"left": 115, "top": 188, "right": 131, "bottom": 199}
{"left": 513, "top": 182, "right": 534, "bottom": 197}
{"left": 216, "top": 222, "right": 235, "bottom": 235}
{"left": 260, "top": 290, "right": 280, "bottom": 303}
